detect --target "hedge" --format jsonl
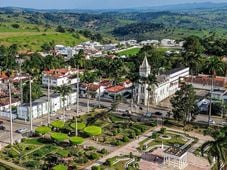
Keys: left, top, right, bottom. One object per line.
{"left": 51, "top": 132, "right": 69, "bottom": 142}
{"left": 51, "top": 120, "right": 65, "bottom": 129}
{"left": 69, "top": 136, "right": 84, "bottom": 145}
{"left": 35, "top": 126, "right": 51, "bottom": 135}
{"left": 70, "top": 122, "right": 86, "bottom": 130}
{"left": 53, "top": 164, "right": 67, "bottom": 170}
{"left": 84, "top": 126, "right": 102, "bottom": 136}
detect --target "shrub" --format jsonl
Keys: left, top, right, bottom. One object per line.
{"left": 51, "top": 132, "right": 69, "bottom": 142}
{"left": 99, "top": 148, "right": 108, "bottom": 154}
{"left": 84, "top": 126, "right": 102, "bottom": 136}
{"left": 105, "top": 158, "right": 114, "bottom": 166}
{"left": 160, "top": 128, "right": 167, "bottom": 135}
{"left": 152, "top": 132, "right": 158, "bottom": 139}
{"left": 25, "top": 160, "right": 39, "bottom": 168}
{"left": 87, "top": 152, "right": 99, "bottom": 160}
{"left": 56, "top": 25, "right": 65, "bottom": 33}
{"left": 35, "top": 126, "right": 51, "bottom": 135}
{"left": 8, "top": 148, "right": 18, "bottom": 158}
{"left": 128, "top": 132, "right": 136, "bottom": 139}
{"left": 51, "top": 120, "right": 65, "bottom": 129}
{"left": 92, "top": 166, "right": 101, "bottom": 170}
{"left": 122, "top": 136, "right": 129, "bottom": 142}
{"left": 69, "top": 136, "right": 84, "bottom": 145}
{"left": 11, "top": 23, "right": 20, "bottom": 28}
{"left": 53, "top": 164, "right": 67, "bottom": 170}
{"left": 70, "top": 122, "right": 86, "bottom": 130}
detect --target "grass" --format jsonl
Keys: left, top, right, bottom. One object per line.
{"left": 117, "top": 47, "right": 141, "bottom": 56}
{"left": 0, "top": 32, "right": 87, "bottom": 52}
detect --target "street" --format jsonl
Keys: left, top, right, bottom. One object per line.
{"left": 0, "top": 98, "right": 225, "bottom": 147}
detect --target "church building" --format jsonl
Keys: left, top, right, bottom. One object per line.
{"left": 137, "top": 56, "right": 189, "bottom": 106}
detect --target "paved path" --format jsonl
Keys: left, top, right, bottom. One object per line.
{"left": 85, "top": 126, "right": 213, "bottom": 170}
{"left": 85, "top": 127, "right": 160, "bottom": 170}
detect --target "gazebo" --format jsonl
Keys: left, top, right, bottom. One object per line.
{"left": 163, "top": 147, "right": 188, "bottom": 169}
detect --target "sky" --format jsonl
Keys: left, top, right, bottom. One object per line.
{"left": 1, "top": 0, "right": 227, "bottom": 9}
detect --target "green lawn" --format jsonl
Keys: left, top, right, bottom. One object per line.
{"left": 117, "top": 47, "right": 141, "bottom": 56}
{"left": 0, "top": 32, "right": 87, "bottom": 52}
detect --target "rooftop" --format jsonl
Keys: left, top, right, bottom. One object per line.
{"left": 164, "top": 146, "right": 188, "bottom": 157}
{"left": 106, "top": 85, "right": 125, "bottom": 93}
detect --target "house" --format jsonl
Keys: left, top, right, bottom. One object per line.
{"left": 161, "top": 39, "right": 176, "bottom": 47}
{"left": 42, "top": 67, "right": 79, "bottom": 87}
{"left": 80, "top": 80, "right": 112, "bottom": 98}
{"left": 55, "top": 45, "right": 77, "bottom": 58}
{"left": 184, "top": 74, "right": 227, "bottom": 91}
{"left": 140, "top": 40, "right": 159, "bottom": 46}
{"left": 0, "top": 71, "right": 29, "bottom": 84}
{"left": 137, "top": 56, "right": 189, "bottom": 105}
{"left": 17, "top": 92, "right": 77, "bottom": 120}
{"left": 104, "top": 81, "right": 132, "bottom": 99}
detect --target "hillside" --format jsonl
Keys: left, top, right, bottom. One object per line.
{"left": 0, "top": 5, "right": 227, "bottom": 51}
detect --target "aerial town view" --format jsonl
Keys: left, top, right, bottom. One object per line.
{"left": 0, "top": 0, "right": 226, "bottom": 169}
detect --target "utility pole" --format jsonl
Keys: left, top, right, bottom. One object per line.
{"left": 98, "top": 76, "right": 101, "bottom": 108}
{"left": 75, "top": 66, "right": 80, "bottom": 136}
{"left": 208, "top": 75, "right": 214, "bottom": 126}
{"left": 9, "top": 81, "right": 13, "bottom": 145}
{"left": 47, "top": 76, "right": 50, "bottom": 125}
{"left": 19, "top": 60, "right": 25, "bottom": 123}
{"left": 29, "top": 76, "right": 33, "bottom": 132}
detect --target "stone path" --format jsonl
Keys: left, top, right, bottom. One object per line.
{"left": 85, "top": 126, "right": 213, "bottom": 170}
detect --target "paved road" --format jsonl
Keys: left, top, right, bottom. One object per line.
{"left": 0, "top": 98, "right": 225, "bottom": 147}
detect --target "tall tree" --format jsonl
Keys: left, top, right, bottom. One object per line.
{"left": 55, "top": 85, "right": 72, "bottom": 122}
{"left": 170, "top": 84, "right": 196, "bottom": 126}
{"left": 205, "top": 57, "right": 224, "bottom": 125}
{"left": 23, "top": 81, "right": 43, "bottom": 103}
{"left": 201, "top": 126, "right": 227, "bottom": 169}
{"left": 81, "top": 71, "right": 97, "bottom": 113}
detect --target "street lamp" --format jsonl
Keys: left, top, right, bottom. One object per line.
{"left": 8, "top": 80, "right": 13, "bottom": 145}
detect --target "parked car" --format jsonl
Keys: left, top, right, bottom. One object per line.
{"left": 57, "top": 115, "right": 65, "bottom": 120}
{"left": 209, "top": 120, "right": 216, "bottom": 125}
{"left": 0, "top": 120, "right": 3, "bottom": 124}
{"left": 51, "top": 112, "right": 57, "bottom": 117}
{"left": 144, "top": 112, "right": 152, "bottom": 118}
{"left": 16, "top": 128, "right": 28, "bottom": 134}
{"left": 154, "top": 111, "right": 163, "bottom": 116}
{"left": 0, "top": 125, "right": 6, "bottom": 130}
{"left": 220, "top": 121, "right": 227, "bottom": 126}
{"left": 66, "top": 106, "right": 71, "bottom": 111}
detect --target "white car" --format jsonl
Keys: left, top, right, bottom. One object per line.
{"left": 220, "top": 121, "right": 227, "bottom": 126}
{"left": 209, "top": 120, "right": 216, "bottom": 125}
{"left": 51, "top": 112, "right": 57, "bottom": 117}
{"left": 57, "top": 115, "right": 65, "bottom": 120}
{"left": 16, "top": 128, "right": 28, "bottom": 134}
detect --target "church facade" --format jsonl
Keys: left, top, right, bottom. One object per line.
{"left": 137, "top": 56, "right": 189, "bottom": 106}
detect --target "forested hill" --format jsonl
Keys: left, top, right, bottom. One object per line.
{"left": 0, "top": 5, "right": 227, "bottom": 45}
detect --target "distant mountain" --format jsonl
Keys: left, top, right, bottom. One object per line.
{"left": 1, "top": 2, "right": 227, "bottom": 13}
{"left": 137, "top": 2, "right": 227, "bottom": 12}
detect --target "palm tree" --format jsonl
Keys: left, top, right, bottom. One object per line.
{"left": 146, "top": 73, "right": 158, "bottom": 112}
{"left": 80, "top": 71, "right": 97, "bottom": 114}
{"left": 205, "top": 57, "right": 224, "bottom": 125}
{"left": 55, "top": 85, "right": 72, "bottom": 122}
{"left": 201, "top": 126, "right": 227, "bottom": 169}
{"left": 127, "top": 72, "right": 140, "bottom": 113}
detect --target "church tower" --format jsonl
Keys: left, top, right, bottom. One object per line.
{"left": 137, "top": 56, "right": 151, "bottom": 106}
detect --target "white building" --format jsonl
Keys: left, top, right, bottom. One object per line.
{"left": 140, "top": 40, "right": 159, "bottom": 46}
{"left": 55, "top": 45, "right": 77, "bottom": 58}
{"left": 161, "top": 39, "right": 176, "bottom": 47}
{"left": 42, "top": 68, "right": 79, "bottom": 87}
{"left": 17, "top": 92, "right": 77, "bottom": 120}
{"left": 137, "top": 56, "right": 189, "bottom": 105}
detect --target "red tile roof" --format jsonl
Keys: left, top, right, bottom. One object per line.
{"left": 0, "top": 97, "right": 19, "bottom": 106}
{"left": 43, "top": 68, "right": 78, "bottom": 78}
{"left": 185, "top": 75, "right": 226, "bottom": 87}
{"left": 106, "top": 85, "right": 125, "bottom": 93}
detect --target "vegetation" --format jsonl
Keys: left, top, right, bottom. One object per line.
{"left": 69, "top": 136, "right": 84, "bottom": 145}
{"left": 84, "top": 126, "right": 102, "bottom": 136}
{"left": 51, "top": 132, "right": 69, "bottom": 142}
{"left": 51, "top": 120, "right": 65, "bottom": 129}
{"left": 35, "top": 126, "right": 51, "bottom": 135}
{"left": 170, "top": 84, "right": 197, "bottom": 126}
